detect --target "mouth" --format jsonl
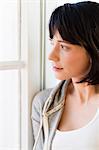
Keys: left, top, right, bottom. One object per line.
{"left": 52, "top": 66, "right": 63, "bottom": 71}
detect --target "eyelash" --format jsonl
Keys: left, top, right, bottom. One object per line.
{"left": 60, "top": 45, "right": 65, "bottom": 48}
{"left": 49, "top": 41, "right": 70, "bottom": 51}
{"left": 60, "top": 44, "right": 69, "bottom": 50}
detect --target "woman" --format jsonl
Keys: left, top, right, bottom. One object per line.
{"left": 31, "top": 1, "right": 99, "bottom": 150}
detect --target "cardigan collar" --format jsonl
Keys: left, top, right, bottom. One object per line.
{"left": 42, "top": 79, "right": 71, "bottom": 150}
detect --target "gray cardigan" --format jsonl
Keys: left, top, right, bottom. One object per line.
{"left": 31, "top": 79, "right": 71, "bottom": 150}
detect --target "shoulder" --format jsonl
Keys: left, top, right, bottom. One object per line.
{"left": 32, "top": 88, "right": 53, "bottom": 106}
{"left": 31, "top": 88, "right": 53, "bottom": 118}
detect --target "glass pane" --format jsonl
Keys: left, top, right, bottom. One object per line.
{"left": 0, "top": 0, "right": 19, "bottom": 61}
{"left": 0, "top": 70, "right": 20, "bottom": 149}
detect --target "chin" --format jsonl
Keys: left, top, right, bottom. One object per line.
{"left": 54, "top": 75, "right": 71, "bottom": 81}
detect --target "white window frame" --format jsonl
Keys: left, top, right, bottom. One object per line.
{"left": 0, "top": 0, "right": 42, "bottom": 150}
{"left": 21, "top": 0, "right": 41, "bottom": 150}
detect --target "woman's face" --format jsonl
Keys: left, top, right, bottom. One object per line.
{"left": 48, "top": 31, "right": 91, "bottom": 82}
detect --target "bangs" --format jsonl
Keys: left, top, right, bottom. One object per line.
{"left": 49, "top": 3, "right": 88, "bottom": 46}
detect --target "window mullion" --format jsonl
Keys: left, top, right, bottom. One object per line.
{"left": 0, "top": 61, "right": 25, "bottom": 70}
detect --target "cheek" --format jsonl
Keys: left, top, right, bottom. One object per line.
{"left": 62, "top": 55, "right": 76, "bottom": 69}
{"left": 62, "top": 54, "right": 90, "bottom": 75}
{"left": 62, "top": 58, "right": 75, "bottom": 76}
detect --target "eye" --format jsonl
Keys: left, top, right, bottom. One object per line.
{"left": 60, "top": 45, "right": 65, "bottom": 49}
{"left": 60, "top": 44, "right": 70, "bottom": 51}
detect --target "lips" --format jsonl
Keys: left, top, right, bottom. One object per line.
{"left": 53, "top": 66, "right": 63, "bottom": 69}
{"left": 52, "top": 66, "right": 63, "bottom": 71}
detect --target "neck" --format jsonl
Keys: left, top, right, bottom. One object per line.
{"left": 69, "top": 79, "right": 98, "bottom": 105}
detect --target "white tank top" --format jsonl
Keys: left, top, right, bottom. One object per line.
{"left": 52, "top": 108, "right": 99, "bottom": 150}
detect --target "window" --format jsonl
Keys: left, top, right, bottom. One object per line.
{"left": 0, "top": 0, "right": 41, "bottom": 149}
{"left": 0, "top": 1, "right": 24, "bottom": 150}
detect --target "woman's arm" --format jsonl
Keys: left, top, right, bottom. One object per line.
{"left": 31, "top": 88, "right": 53, "bottom": 149}
{"left": 31, "top": 93, "right": 41, "bottom": 148}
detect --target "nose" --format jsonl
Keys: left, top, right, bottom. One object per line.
{"left": 48, "top": 45, "right": 59, "bottom": 62}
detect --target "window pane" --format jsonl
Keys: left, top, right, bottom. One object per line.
{"left": 0, "top": 0, "right": 19, "bottom": 61}
{"left": 0, "top": 70, "right": 20, "bottom": 150}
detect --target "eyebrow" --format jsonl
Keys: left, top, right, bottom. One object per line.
{"left": 49, "top": 38, "right": 71, "bottom": 45}
{"left": 57, "top": 40, "right": 70, "bottom": 44}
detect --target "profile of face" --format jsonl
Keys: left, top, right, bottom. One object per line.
{"left": 48, "top": 31, "right": 91, "bottom": 82}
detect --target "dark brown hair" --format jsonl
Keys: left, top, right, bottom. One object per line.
{"left": 49, "top": 1, "right": 99, "bottom": 85}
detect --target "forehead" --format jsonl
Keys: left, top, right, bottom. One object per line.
{"left": 52, "top": 30, "right": 71, "bottom": 44}
{"left": 53, "top": 30, "right": 63, "bottom": 40}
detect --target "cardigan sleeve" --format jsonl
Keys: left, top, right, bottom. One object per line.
{"left": 31, "top": 88, "right": 53, "bottom": 149}
{"left": 31, "top": 92, "right": 42, "bottom": 148}
{"left": 31, "top": 98, "right": 40, "bottom": 145}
